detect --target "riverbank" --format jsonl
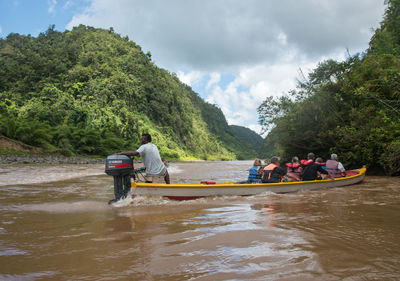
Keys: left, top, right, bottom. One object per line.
{"left": 0, "top": 136, "right": 105, "bottom": 164}
{"left": 0, "top": 155, "right": 105, "bottom": 164}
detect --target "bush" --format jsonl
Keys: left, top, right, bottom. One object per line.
{"left": 380, "top": 140, "right": 400, "bottom": 176}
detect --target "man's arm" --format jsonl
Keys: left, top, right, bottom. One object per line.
{"left": 114, "top": 151, "right": 140, "bottom": 157}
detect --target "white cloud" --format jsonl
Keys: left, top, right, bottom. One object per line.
{"left": 67, "top": 0, "right": 384, "bottom": 70}
{"left": 66, "top": 0, "right": 386, "bottom": 135}
{"left": 206, "top": 73, "right": 221, "bottom": 90}
{"left": 176, "top": 70, "right": 204, "bottom": 87}
{"left": 63, "top": 0, "right": 73, "bottom": 9}
{"left": 0, "top": 25, "right": 2, "bottom": 35}
{"left": 203, "top": 58, "right": 329, "bottom": 134}
{"left": 47, "top": 0, "right": 57, "bottom": 13}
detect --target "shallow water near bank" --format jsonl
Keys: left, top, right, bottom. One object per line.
{"left": 0, "top": 161, "right": 399, "bottom": 280}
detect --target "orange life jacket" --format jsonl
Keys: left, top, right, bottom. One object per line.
{"left": 262, "top": 163, "right": 281, "bottom": 183}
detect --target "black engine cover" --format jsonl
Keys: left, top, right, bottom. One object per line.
{"left": 105, "top": 155, "right": 133, "bottom": 176}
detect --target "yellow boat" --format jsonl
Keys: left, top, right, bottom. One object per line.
{"left": 131, "top": 166, "right": 366, "bottom": 200}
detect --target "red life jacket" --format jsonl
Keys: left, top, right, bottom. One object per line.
{"left": 285, "top": 163, "right": 301, "bottom": 169}
{"left": 301, "top": 159, "right": 314, "bottom": 166}
{"left": 286, "top": 163, "right": 302, "bottom": 180}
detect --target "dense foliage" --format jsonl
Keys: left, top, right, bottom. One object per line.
{"left": 230, "top": 125, "right": 266, "bottom": 158}
{"left": 258, "top": 0, "right": 400, "bottom": 175}
{"left": 0, "top": 25, "right": 260, "bottom": 160}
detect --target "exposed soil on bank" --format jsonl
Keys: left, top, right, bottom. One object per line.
{"left": 0, "top": 136, "right": 43, "bottom": 153}
{"left": 0, "top": 136, "right": 104, "bottom": 164}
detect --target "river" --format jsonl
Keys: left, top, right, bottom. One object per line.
{"left": 0, "top": 161, "right": 399, "bottom": 280}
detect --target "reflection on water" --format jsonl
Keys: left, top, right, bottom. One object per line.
{"left": 0, "top": 161, "right": 399, "bottom": 280}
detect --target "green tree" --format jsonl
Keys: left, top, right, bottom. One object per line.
{"left": 257, "top": 0, "right": 400, "bottom": 173}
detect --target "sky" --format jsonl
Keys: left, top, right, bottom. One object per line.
{"left": 0, "top": 0, "right": 387, "bottom": 135}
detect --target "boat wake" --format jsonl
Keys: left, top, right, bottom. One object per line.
{"left": 108, "top": 190, "right": 277, "bottom": 208}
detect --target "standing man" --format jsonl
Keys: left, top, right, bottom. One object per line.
{"left": 115, "top": 133, "right": 170, "bottom": 184}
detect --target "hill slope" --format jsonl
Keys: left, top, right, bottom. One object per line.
{"left": 0, "top": 25, "right": 257, "bottom": 160}
{"left": 229, "top": 125, "right": 265, "bottom": 158}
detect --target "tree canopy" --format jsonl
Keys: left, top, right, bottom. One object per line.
{"left": 258, "top": 0, "right": 400, "bottom": 175}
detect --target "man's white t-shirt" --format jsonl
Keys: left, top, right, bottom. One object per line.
{"left": 136, "top": 142, "right": 166, "bottom": 176}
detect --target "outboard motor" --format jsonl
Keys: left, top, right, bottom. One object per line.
{"left": 105, "top": 155, "right": 134, "bottom": 204}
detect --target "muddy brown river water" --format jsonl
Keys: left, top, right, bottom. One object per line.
{"left": 0, "top": 161, "right": 399, "bottom": 280}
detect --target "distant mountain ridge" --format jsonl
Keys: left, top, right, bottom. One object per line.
{"left": 229, "top": 125, "right": 265, "bottom": 158}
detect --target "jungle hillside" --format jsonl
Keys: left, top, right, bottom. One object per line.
{"left": 0, "top": 25, "right": 261, "bottom": 160}
{"left": 258, "top": 0, "right": 400, "bottom": 175}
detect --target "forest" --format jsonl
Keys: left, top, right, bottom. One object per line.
{"left": 1, "top": 1, "right": 399, "bottom": 175}
{"left": 257, "top": 0, "right": 400, "bottom": 175}
{"left": 0, "top": 25, "right": 262, "bottom": 160}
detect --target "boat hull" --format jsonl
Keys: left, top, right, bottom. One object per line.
{"left": 131, "top": 167, "right": 366, "bottom": 200}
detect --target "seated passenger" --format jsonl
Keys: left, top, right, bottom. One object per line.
{"left": 285, "top": 156, "right": 302, "bottom": 182}
{"left": 315, "top": 157, "right": 326, "bottom": 169}
{"left": 326, "top": 153, "right": 346, "bottom": 178}
{"left": 247, "top": 158, "right": 263, "bottom": 183}
{"left": 315, "top": 157, "right": 328, "bottom": 179}
{"left": 302, "top": 153, "right": 334, "bottom": 181}
{"left": 262, "top": 156, "right": 300, "bottom": 183}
